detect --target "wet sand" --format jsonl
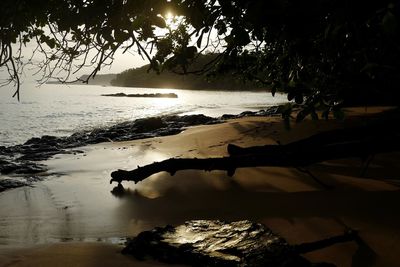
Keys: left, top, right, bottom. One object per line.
{"left": 0, "top": 243, "right": 187, "bottom": 267}
{"left": 1, "top": 107, "right": 400, "bottom": 266}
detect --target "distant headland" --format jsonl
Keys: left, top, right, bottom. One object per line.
{"left": 47, "top": 54, "right": 269, "bottom": 91}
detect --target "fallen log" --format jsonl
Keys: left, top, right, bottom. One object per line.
{"left": 110, "top": 133, "right": 400, "bottom": 184}
{"left": 111, "top": 108, "right": 400, "bottom": 185}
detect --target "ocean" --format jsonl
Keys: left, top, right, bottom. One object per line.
{"left": 0, "top": 83, "right": 287, "bottom": 146}
{"left": 0, "top": 83, "right": 287, "bottom": 246}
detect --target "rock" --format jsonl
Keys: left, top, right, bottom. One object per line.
{"left": 179, "top": 114, "right": 219, "bottom": 125}
{"left": 221, "top": 114, "right": 237, "bottom": 120}
{"left": 240, "top": 110, "right": 257, "bottom": 117}
{"left": 122, "top": 220, "right": 334, "bottom": 267}
{"left": 18, "top": 150, "right": 60, "bottom": 161}
{"left": 0, "top": 158, "right": 47, "bottom": 175}
{"left": 157, "top": 127, "right": 182, "bottom": 136}
{"left": 220, "top": 106, "right": 280, "bottom": 121}
{"left": 13, "top": 161, "right": 47, "bottom": 174}
{"left": 102, "top": 92, "right": 178, "bottom": 98}
{"left": 102, "top": 92, "right": 127, "bottom": 97}
{"left": 0, "top": 159, "right": 18, "bottom": 174}
{"left": 0, "top": 178, "right": 29, "bottom": 192}
{"left": 0, "top": 146, "right": 8, "bottom": 155}
{"left": 133, "top": 117, "right": 166, "bottom": 132}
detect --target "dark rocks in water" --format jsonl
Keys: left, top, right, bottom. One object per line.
{"left": 102, "top": 92, "right": 127, "bottom": 97}
{"left": 17, "top": 150, "right": 61, "bottom": 161}
{"left": 239, "top": 110, "right": 257, "bottom": 117}
{"left": 0, "top": 146, "right": 11, "bottom": 155}
{"left": 179, "top": 114, "right": 220, "bottom": 125}
{"left": 0, "top": 114, "right": 220, "bottom": 181}
{"left": 221, "top": 106, "right": 280, "bottom": 120}
{"left": 220, "top": 114, "right": 237, "bottom": 120}
{"left": 134, "top": 117, "right": 166, "bottom": 132}
{"left": 24, "top": 135, "right": 60, "bottom": 146}
{"left": 102, "top": 92, "right": 178, "bottom": 98}
{"left": 0, "top": 178, "right": 29, "bottom": 192}
{"left": 0, "top": 159, "right": 19, "bottom": 174}
{"left": 122, "top": 220, "right": 334, "bottom": 267}
{"left": 0, "top": 158, "right": 46, "bottom": 175}
{"left": 156, "top": 127, "right": 182, "bottom": 136}
{"left": 163, "top": 114, "right": 220, "bottom": 129}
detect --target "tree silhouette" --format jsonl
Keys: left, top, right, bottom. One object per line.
{"left": 1, "top": 0, "right": 399, "bottom": 116}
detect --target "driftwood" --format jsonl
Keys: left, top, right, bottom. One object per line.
{"left": 110, "top": 123, "right": 400, "bottom": 184}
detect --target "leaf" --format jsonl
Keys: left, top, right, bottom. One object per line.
{"left": 287, "top": 91, "right": 295, "bottom": 101}
{"left": 46, "top": 38, "right": 56, "bottom": 49}
{"left": 294, "top": 94, "right": 303, "bottom": 104}
{"left": 333, "top": 109, "right": 345, "bottom": 120}
{"left": 331, "top": 24, "right": 342, "bottom": 38}
{"left": 271, "top": 87, "right": 276, "bottom": 97}
{"left": 185, "top": 46, "right": 197, "bottom": 59}
{"left": 132, "top": 16, "right": 145, "bottom": 31}
{"left": 215, "top": 20, "right": 227, "bottom": 35}
{"left": 324, "top": 23, "right": 332, "bottom": 39}
{"left": 114, "top": 30, "right": 129, "bottom": 43}
{"left": 360, "top": 62, "right": 379, "bottom": 73}
{"left": 234, "top": 28, "right": 250, "bottom": 46}
{"left": 288, "top": 79, "right": 296, "bottom": 88}
{"left": 224, "top": 35, "right": 234, "bottom": 45}
{"left": 383, "top": 11, "right": 397, "bottom": 35}
{"left": 153, "top": 16, "right": 166, "bottom": 28}
{"left": 271, "top": 82, "right": 281, "bottom": 97}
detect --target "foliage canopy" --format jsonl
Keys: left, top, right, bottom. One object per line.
{"left": 1, "top": 0, "right": 399, "bottom": 119}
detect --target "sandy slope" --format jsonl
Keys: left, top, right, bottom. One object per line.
{"left": 0, "top": 107, "right": 399, "bottom": 266}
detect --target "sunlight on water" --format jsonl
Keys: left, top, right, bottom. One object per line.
{"left": 148, "top": 95, "right": 180, "bottom": 110}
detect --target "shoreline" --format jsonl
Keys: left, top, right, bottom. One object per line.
{"left": 0, "top": 108, "right": 279, "bottom": 192}
{"left": 0, "top": 107, "right": 399, "bottom": 266}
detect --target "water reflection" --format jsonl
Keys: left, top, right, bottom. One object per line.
{"left": 111, "top": 184, "right": 136, "bottom": 198}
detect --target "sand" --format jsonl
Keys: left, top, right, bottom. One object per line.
{"left": 0, "top": 107, "right": 399, "bottom": 266}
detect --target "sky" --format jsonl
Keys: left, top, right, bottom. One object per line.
{"left": 96, "top": 49, "right": 147, "bottom": 74}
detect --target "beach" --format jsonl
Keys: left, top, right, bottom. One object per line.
{"left": 0, "top": 107, "right": 400, "bottom": 266}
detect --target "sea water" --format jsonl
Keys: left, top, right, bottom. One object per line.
{"left": 0, "top": 83, "right": 287, "bottom": 146}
